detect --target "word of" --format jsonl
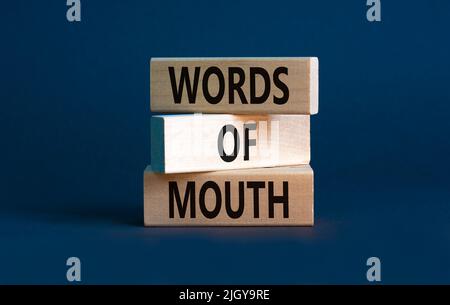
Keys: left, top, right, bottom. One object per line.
{"left": 218, "top": 123, "right": 257, "bottom": 161}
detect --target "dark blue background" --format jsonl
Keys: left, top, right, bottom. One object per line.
{"left": 1, "top": 0, "right": 449, "bottom": 284}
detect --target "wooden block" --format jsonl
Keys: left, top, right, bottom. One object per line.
{"left": 150, "top": 57, "right": 318, "bottom": 114}
{"left": 151, "top": 114, "right": 310, "bottom": 173}
{"left": 144, "top": 165, "right": 314, "bottom": 226}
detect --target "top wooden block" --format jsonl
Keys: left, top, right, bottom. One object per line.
{"left": 150, "top": 57, "right": 318, "bottom": 114}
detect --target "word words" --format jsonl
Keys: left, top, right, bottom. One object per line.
{"left": 169, "top": 181, "right": 289, "bottom": 219}
{"left": 169, "top": 66, "right": 289, "bottom": 105}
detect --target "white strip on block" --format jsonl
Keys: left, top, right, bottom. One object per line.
{"left": 151, "top": 114, "right": 310, "bottom": 173}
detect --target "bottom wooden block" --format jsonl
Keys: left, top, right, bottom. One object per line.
{"left": 143, "top": 165, "right": 314, "bottom": 226}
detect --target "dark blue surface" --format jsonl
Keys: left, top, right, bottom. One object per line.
{"left": 1, "top": 0, "right": 449, "bottom": 284}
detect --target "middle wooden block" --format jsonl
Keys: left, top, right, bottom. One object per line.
{"left": 151, "top": 114, "right": 310, "bottom": 173}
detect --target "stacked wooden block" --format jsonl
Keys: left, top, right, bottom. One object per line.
{"left": 145, "top": 58, "right": 318, "bottom": 226}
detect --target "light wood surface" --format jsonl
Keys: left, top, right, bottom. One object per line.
{"left": 150, "top": 57, "right": 318, "bottom": 114}
{"left": 151, "top": 114, "right": 310, "bottom": 173}
{"left": 144, "top": 165, "right": 314, "bottom": 226}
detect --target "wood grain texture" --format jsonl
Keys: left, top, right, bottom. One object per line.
{"left": 150, "top": 57, "right": 318, "bottom": 114}
{"left": 144, "top": 165, "right": 314, "bottom": 226}
{"left": 151, "top": 114, "right": 310, "bottom": 173}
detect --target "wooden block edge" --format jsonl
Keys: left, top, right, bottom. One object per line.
{"left": 150, "top": 116, "right": 165, "bottom": 172}
{"left": 309, "top": 57, "right": 319, "bottom": 115}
